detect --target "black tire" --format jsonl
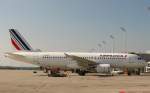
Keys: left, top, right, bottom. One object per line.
{"left": 33, "top": 71, "right": 37, "bottom": 73}
{"left": 76, "top": 69, "right": 80, "bottom": 73}
{"left": 136, "top": 69, "right": 141, "bottom": 75}
{"left": 48, "top": 74, "right": 51, "bottom": 77}
{"left": 71, "top": 69, "right": 75, "bottom": 73}
{"left": 78, "top": 71, "right": 86, "bottom": 76}
{"left": 128, "top": 72, "right": 131, "bottom": 76}
{"left": 137, "top": 72, "right": 140, "bottom": 75}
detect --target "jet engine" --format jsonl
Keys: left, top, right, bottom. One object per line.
{"left": 96, "top": 64, "right": 111, "bottom": 73}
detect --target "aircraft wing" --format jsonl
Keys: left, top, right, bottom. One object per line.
{"left": 64, "top": 53, "right": 97, "bottom": 69}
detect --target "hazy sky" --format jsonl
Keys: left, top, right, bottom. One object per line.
{"left": 0, "top": 0, "right": 150, "bottom": 66}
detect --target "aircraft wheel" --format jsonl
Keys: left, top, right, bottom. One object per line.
{"left": 136, "top": 68, "right": 141, "bottom": 75}
{"left": 136, "top": 72, "right": 140, "bottom": 75}
{"left": 127, "top": 72, "right": 131, "bottom": 76}
{"left": 33, "top": 71, "right": 37, "bottom": 73}
{"left": 78, "top": 70, "right": 86, "bottom": 76}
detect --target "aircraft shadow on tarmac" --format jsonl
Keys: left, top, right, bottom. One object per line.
{"left": 33, "top": 73, "right": 115, "bottom": 77}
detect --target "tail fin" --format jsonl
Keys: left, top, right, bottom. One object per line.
{"left": 9, "top": 29, "right": 34, "bottom": 51}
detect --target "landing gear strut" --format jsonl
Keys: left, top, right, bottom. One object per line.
{"left": 127, "top": 71, "right": 131, "bottom": 76}
{"left": 135, "top": 68, "right": 141, "bottom": 75}
{"left": 76, "top": 69, "right": 86, "bottom": 76}
{"left": 47, "top": 68, "right": 67, "bottom": 77}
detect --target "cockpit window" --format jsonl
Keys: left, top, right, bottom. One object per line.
{"left": 138, "top": 57, "right": 142, "bottom": 60}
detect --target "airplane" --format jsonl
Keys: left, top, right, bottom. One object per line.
{"left": 5, "top": 29, "right": 148, "bottom": 76}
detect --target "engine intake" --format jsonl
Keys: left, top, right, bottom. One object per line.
{"left": 96, "top": 64, "right": 111, "bottom": 73}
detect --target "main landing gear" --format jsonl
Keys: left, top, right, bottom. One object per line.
{"left": 46, "top": 68, "right": 67, "bottom": 77}
{"left": 127, "top": 68, "right": 141, "bottom": 76}
{"left": 76, "top": 69, "right": 86, "bottom": 76}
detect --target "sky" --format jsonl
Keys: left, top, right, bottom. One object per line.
{"left": 0, "top": 0, "right": 150, "bottom": 66}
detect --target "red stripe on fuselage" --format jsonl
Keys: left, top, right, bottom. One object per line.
{"left": 11, "top": 39, "right": 21, "bottom": 50}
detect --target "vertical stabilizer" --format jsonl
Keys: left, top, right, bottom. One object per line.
{"left": 9, "top": 29, "right": 34, "bottom": 51}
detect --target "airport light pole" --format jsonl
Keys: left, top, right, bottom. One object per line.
{"left": 110, "top": 35, "right": 115, "bottom": 53}
{"left": 98, "top": 43, "right": 102, "bottom": 52}
{"left": 102, "top": 41, "right": 106, "bottom": 52}
{"left": 120, "top": 27, "right": 127, "bottom": 53}
{"left": 90, "top": 48, "right": 96, "bottom": 52}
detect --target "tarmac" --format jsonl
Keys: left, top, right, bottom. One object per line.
{"left": 0, "top": 70, "right": 150, "bottom": 93}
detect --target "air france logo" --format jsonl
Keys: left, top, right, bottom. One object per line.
{"left": 99, "top": 55, "right": 127, "bottom": 58}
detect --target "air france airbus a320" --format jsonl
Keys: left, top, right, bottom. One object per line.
{"left": 5, "top": 29, "right": 148, "bottom": 76}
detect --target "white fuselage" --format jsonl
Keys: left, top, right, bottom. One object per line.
{"left": 6, "top": 52, "right": 147, "bottom": 69}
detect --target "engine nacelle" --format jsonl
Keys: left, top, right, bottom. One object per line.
{"left": 96, "top": 64, "right": 111, "bottom": 73}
